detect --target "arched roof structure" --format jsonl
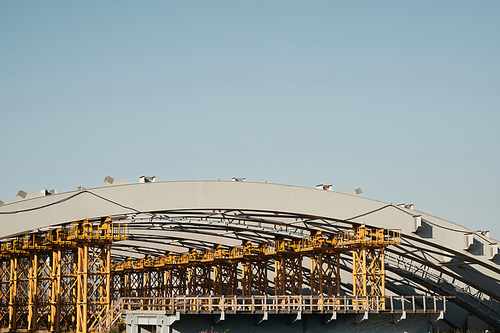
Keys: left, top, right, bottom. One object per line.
{"left": 1, "top": 180, "right": 500, "bottom": 328}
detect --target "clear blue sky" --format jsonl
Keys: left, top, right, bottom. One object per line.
{"left": 1, "top": 1, "right": 499, "bottom": 239}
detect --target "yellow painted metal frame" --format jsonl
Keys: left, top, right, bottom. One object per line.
{"left": 0, "top": 219, "right": 400, "bottom": 332}
{"left": 0, "top": 216, "right": 128, "bottom": 333}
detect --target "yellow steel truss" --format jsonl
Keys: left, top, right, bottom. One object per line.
{"left": 28, "top": 252, "right": 52, "bottom": 331}
{"left": 0, "top": 259, "right": 10, "bottom": 328}
{"left": 15, "top": 257, "right": 29, "bottom": 330}
{"left": 165, "top": 266, "right": 187, "bottom": 297}
{"left": 241, "top": 259, "right": 268, "bottom": 295}
{"left": 274, "top": 255, "right": 303, "bottom": 295}
{"left": 350, "top": 224, "right": 389, "bottom": 309}
{"left": 310, "top": 252, "right": 340, "bottom": 296}
{"left": 0, "top": 220, "right": 400, "bottom": 332}
{"left": 0, "top": 216, "right": 128, "bottom": 333}
{"left": 112, "top": 224, "right": 399, "bottom": 299}
{"left": 76, "top": 243, "right": 112, "bottom": 333}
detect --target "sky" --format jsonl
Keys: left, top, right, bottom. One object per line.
{"left": 1, "top": 1, "right": 499, "bottom": 239}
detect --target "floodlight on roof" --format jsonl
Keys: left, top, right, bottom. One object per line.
{"left": 139, "top": 176, "right": 156, "bottom": 183}
{"left": 341, "top": 188, "right": 362, "bottom": 196}
{"left": 316, "top": 184, "right": 333, "bottom": 191}
{"left": 397, "top": 203, "right": 414, "bottom": 210}
{"left": 104, "top": 176, "right": 133, "bottom": 187}
{"left": 41, "top": 189, "right": 57, "bottom": 196}
{"left": 16, "top": 190, "right": 43, "bottom": 201}
{"left": 232, "top": 177, "right": 246, "bottom": 182}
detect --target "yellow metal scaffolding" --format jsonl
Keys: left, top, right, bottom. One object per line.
{"left": 111, "top": 223, "right": 400, "bottom": 303}
{"left": 0, "top": 217, "right": 128, "bottom": 333}
{"left": 0, "top": 220, "right": 400, "bottom": 332}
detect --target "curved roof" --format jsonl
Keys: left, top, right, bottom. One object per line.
{"left": 1, "top": 180, "right": 500, "bottom": 327}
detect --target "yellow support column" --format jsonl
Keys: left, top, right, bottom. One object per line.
{"left": 104, "top": 244, "right": 111, "bottom": 312}
{"left": 213, "top": 263, "right": 237, "bottom": 296}
{"left": 0, "top": 259, "right": 9, "bottom": 328}
{"left": 352, "top": 247, "right": 387, "bottom": 310}
{"left": 110, "top": 272, "right": 125, "bottom": 301}
{"left": 165, "top": 267, "right": 186, "bottom": 296}
{"left": 76, "top": 245, "right": 88, "bottom": 333}
{"left": 148, "top": 270, "right": 163, "bottom": 298}
{"left": 274, "top": 255, "right": 302, "bottom": 295}
{"left": 35, "top": 253, "right": 53, "bottom": 330}
{"left": 50, "top": 249, "right": 62, "bottom": 333}
{"left": 366, "top": 248, "right": 386, "bottom": 309}
{"left": 241, "top": 260, "right": 268, "bottom": 295}
{"left": 129, "top": 271, "right": 143, "bottom": 297}
{"left": 164, "top": 269, "right": 172, "bottom": 297}
{"left": 86, "top": 244, "right": 111, "bottom": 331}
{"left": 310, "top": 252, "right": 340, "bottom": 296}
{"left": 241, "top": 261, "right": 250, "bottom": 295}
{"left": 60, "top": 249, "right": 77, "bottom": 331}
{"left": 187, "top": 265, "right": 211, "bottom": 296}
{"left": 16, "top": 257, "right": 30, "bottom": 330}
{"left": 352, "top": 248, "right": 367, "bottom": 298}
{"left": 75, "top": 222, "right": 115, "bottom": 333}
{"left": 8, "top": 257, "right": 17, "bottom": 331}
{"left": 28, "top": 253, "right": 38, "bottom": 331}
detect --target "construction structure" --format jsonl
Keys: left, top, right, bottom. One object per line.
{"left": 0, "top": 177, "right": 499, "bottom": 332}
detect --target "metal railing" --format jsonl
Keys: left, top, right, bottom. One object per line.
{"left": 92, "top": 295, "right": 447, "bottom": 333}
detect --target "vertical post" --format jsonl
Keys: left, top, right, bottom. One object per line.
{"left": 242, "top": 260, "right": 269, "bottom": 296}
{"left": 83, "top": 243, "right": 112, "bottom": 331}
{"left": 352, "top": 248, "right": 367, "bottom": 297}
{"left": 274, "top": 255, "right": 302, "bottom": 295}
{"left": 352, "top": 247, "right": 367, "bottom": 310}
{"left": 274, "top": 258, "right": 284, "bottom": 295}
{"left": 124, "top": 273, "right": 130, "bottom": 298}
{"left": 310, "top": 254, "right": 321, "bottom": 296}
{"left": 310, "top": 252, "right": 340, "bottom": 296}
{"left": 188, "top": 265, "right": 210, "bottom": 296}
{"left": 167, "top": 266, "right": 186, "bottom": 297}
{"left": 8, "top": 258, "right": 17, "bottom": 331}
{"left": 241, "top": 261, "right": 251, "bottom": 295}
{"left": 213, "top": 263, "right": 237, "bottom": 296}
{"left": 0, "top": 259, "right": 10, "bottom": 328}
{"left": 82, "top": 245, "right": 88, "bottom": 333}
{"left": 365, "top": 248, "right": 385, "bottom": 309}
{"left": 62, "top": 249, "right": 78, "bottom": 332}
{"left": 164, "top": 268, "right": 172, "bottom": 297}
{"left": 77, "top": 245, "right": 88, "bottom": 333}
{"left": 105, "top": 244, "right": 111, "bottom": 313}
{"left": 380, "top": 249, "right": 385, "bottom": 309}
{"left": 51, "top": 249, "right": 62, "bottom": 333}
{"left": 28, "top": 253, "right": 37, "bottom": 331}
